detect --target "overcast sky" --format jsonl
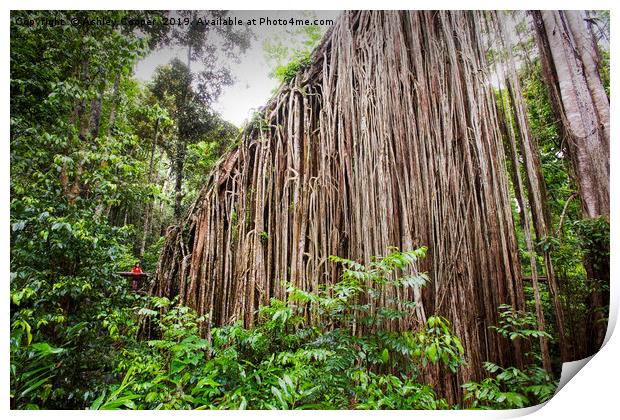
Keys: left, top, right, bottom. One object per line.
{"left": 134, "top": 11, "right": 341, "bottom": 126}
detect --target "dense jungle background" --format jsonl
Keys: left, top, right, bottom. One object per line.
{"left": 10, "top": 10, "right": 610, "bottom": 409}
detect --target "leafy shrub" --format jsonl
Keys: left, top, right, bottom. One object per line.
{"left": 490, "top": 304, "right": 552, "bottom": 342}
{"left": 10, "top": 199, "right": 141, "bottom": 409}
{"left": 462, "top": 305, "right": 558, "bottom": 409}
{"left": 91, "top": 247, "right": 462, "bottom": 409}
{"left": 273, "top": 50, "right": 312, "bottom": 84}
{"left": 462, "top": 363, "right": 556, "bottom": 409}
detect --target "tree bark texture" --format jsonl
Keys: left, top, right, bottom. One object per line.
{"left": 531, "top": 10, "right": 610, "bottom": 357}
{"left": 532, "top": 11, "right": 609, "bottom": 219}
{"left": 153, "top": 11, "right": 530, "bottom": 400}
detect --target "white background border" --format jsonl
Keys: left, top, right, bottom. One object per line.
{"left": 3, "top": 1, "right": 618, "bottom": 419}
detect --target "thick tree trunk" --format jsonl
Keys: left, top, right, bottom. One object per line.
{"left": 174, "top": 136, "right": 186, "bottom": 219}
{"left": 153, "top": 11, "right": 527, "bottom": 403}
{"left": 534, "top": 11, "right": 609, "bottom": 218}
{"left": 89, "top": 93, "right": 103, "bottom": 140}
{"left": 61, "top": 56, "right": 90, "bottom": 203}
{"left": 140, "top": 117, "right": 160, "bottom": 257}
{"left": 531, "top": 10, "right": 610, "bottom": 357}
{"left": 106, "top": 74, "right": 121, "bottom": 138}
{"left": 565, "top": 11, "right": 610, "bottom": 155}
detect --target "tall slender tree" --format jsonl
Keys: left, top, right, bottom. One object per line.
{"left": 152, "top": 12, "right": 251, "bottom": 217}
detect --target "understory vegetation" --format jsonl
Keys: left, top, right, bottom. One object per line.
{"left": 10, "top": 10, "right": 608, "bottom": 410}
{"left": 11, "top": 248, "right": 557, "bottom": 409}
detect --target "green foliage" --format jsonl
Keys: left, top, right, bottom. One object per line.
{"left": 11, "top": 9, "right": 580, "bottom": 411}
{"left": 10, "top": 340, "right": 66, "bottom": 409}
{"left": 490, "top": 304, "right": 552, "bottom": 342}
{"left": 141, "top": 236, "right": 166, "bottom": 273}
{"left": 88, "top": 248, "right": 460, "bottom": 409}
{"left": 462, "top": 363, "right": 556, "bottom": 409}
{"left": 599, "top": 48, "right": 610, "bottom": 96}
{"left": 273, "top": 51, "right": 313, "bottom": 83}
{"left": 418, "top": 316, "right": 465, "bottom": 373}
{"left": 10, "top": 10, "right": 171, "bottom": 409}
{"left": 10, "top": 11, "right": 242, "bottom": 408}
{"left": 574, "top": 216, "right": 610, "bottom": 278}
{"left": 10, "top": 197, "right": 142, "bottom": 408}
{"left": 263, "top": 19, "right": 323, "bottom": 84}
{"left": 462, "top": 305, "right": 558, "bottom": 409}
{"left": 514, "top": 53, "right": 609, "bottom": 360}
{"left": 149, "top": 58, "right": 240, "bottom": 216}
{"left": 183, "top": 119, "right": 239, "bottom": 195}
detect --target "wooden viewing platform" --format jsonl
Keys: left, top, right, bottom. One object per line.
{"left": 117, "top": 272, "right": 150, "bottom": 293}
{"left": 116, "top": 272, "right": 150, "bottom": 277}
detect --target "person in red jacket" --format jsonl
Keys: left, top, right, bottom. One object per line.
{"left": 131, "top": 262, "right": 143, "bottom": 292}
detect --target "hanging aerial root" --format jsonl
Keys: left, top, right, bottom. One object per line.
{"left": 153, "top": 10, "right": 527, "bottom": 401}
